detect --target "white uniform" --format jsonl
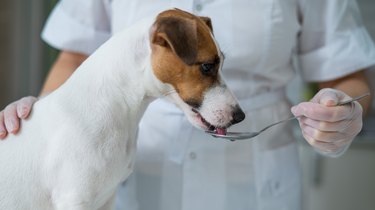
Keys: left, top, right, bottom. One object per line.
{"left": 42, "top": 0, "right": 375, "bottom": 210}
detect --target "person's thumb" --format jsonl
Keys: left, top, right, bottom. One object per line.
{"left": 315, "top": 88, "right": 343, "bottom": 107}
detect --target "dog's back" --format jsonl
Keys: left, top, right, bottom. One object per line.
{"left": 0, "top": 99, "right": 58, "bottom": 209}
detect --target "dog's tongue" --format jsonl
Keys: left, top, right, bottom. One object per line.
{"left": 216, "top": 128, "right": 227, "bottom": 135}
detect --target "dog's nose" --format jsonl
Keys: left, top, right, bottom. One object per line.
{"left": 231, "top": 106, "right": 245, "bottom": 124}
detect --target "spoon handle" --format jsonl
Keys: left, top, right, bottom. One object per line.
{"left": 257, "top": 116, "right": 299, "bottom": 133}
{"left": 337, "top": 92, "right": 370, "bottom": 106}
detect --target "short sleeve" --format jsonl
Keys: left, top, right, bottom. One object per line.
{"left": 297, "top": 0, "right": 375, "bottom": 82}
{"left": 41, "top": 0, "right": 112, "bottom": 55}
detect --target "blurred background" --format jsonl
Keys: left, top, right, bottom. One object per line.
{"left": 0, "top": 0, "right": 58, "bottom": 104}
{"left": 0, "top": 1, "right": 374, "bottom": 210}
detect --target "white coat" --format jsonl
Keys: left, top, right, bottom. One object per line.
{"left": 41, "top": 0, "right": 375, "bottom": 210}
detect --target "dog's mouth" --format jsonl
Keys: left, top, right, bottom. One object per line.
{"left": 192, "top": 108, "right": 227, "bottom": 135}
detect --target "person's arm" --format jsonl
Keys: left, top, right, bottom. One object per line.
{"left": 40, "top": 51, "right": 88, "bottom": 95}
{"left": 0, "top": 51, "right": 88, "bottom": 139}
{"left": 291, "top": 70, "right": 372, "bottom": 157}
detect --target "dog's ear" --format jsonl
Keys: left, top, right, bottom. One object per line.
{"left": 151, "top": 17, "right": 198, "bottom": 65}
{"left": 199, "top": 16, "right": 213, "bottom": 33}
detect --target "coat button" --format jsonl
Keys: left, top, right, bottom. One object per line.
{"left": 189, "top": 152, "right": 197, "bottom": 159}
{"left": 274, "top": 181, "right": 280, "bottom": 190}
{"left": 195, "top": 4, "right": 203, "bottom": 12}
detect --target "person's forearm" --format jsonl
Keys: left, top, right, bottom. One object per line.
{"left": 40, "top": 51, "right": 88, "bottom": 96}
{"left": 318, "top": 70, "right": 372, "bottom": 116}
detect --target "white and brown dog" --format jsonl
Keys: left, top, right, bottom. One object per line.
{"left": 0, "top": 9, "right": 244, "bottom": 210}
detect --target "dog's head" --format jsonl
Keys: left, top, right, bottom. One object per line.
{"left": 149, "top": 9, "right": 245, "bottom": 134}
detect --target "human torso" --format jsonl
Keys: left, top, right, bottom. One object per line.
{"left": 108, "top": 0, "right": 301, "bottom": 102}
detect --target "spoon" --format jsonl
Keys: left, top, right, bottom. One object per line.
{"left": 206, "top": 92, "right": 370, "bottom": 141}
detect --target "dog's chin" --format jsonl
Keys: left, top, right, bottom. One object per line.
{"left": 185, "top": 109, "right": 228, "bottom": 135}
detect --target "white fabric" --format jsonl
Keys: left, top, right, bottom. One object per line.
{"left": 42, "top": 0, "right": 111, "bottom": 55}
{"left": 297, "top": 0, "right": 375, "bottom": 82}
{"left": 41, "top": 0, "right": 375, "bottom": 210}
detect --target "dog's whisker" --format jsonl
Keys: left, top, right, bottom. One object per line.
{"left": 162, "top": 89, "right": 177, "bottom": 97}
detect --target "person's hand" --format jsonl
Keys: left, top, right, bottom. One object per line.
{"left": 291, "top": 88, "right": 363, "bottom": 157}
{"left": 0, "top": 96, "right": 38, "bottom": 139}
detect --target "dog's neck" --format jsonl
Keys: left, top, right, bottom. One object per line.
{"left": 49, "top": 18, "right": 171, "bottom": 135}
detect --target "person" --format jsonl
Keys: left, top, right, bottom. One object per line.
{"left": 0, "top": 0, "right": 374, "bottom": 209}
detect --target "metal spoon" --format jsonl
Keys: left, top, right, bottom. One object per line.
{"left": 206, "top": 92, "right": 370, "bottom": 141}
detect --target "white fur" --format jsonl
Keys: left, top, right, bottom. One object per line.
{"left": 0, "top": 13, "right": 241, "bottom": 210}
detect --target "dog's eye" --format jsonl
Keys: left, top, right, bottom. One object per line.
{"left": 200, "top": 63, "right": 215, "bottom": 75}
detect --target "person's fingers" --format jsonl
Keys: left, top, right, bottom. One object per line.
{"left": 0, "top": 111, "right": 7, "bottom": 139}
{"left": 304, "top": 137, "right": 342, "bottom": 153}
{"left": 299, "top": 121, "right": 351, "bottom": 143}
{"left": 300, "top": 125, "right": 348, "bottom": 153}
{"left": 291, "top": 102, "right": 353, "bottom": 122}
{"left": 3, "top": 104, "right": 20, "bottom": 134}
{"left": 299, "top": 116, "right": 352, "bottom": 132}
{"left": 16, "top": 96, "right": 38, "bottom": 119}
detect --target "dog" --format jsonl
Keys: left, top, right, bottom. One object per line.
{"left": 0, "top": 9, "right": 245, "bottom": 210}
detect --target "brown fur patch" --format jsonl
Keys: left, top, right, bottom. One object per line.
{"left": 150, "top": 9, "right": 220, "bottom": 107}
{"left": 152, "top": 16, "right": 198, "bottom": 65}
{"left": 199, "top": 16, "right": 213, "bottom": 32}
